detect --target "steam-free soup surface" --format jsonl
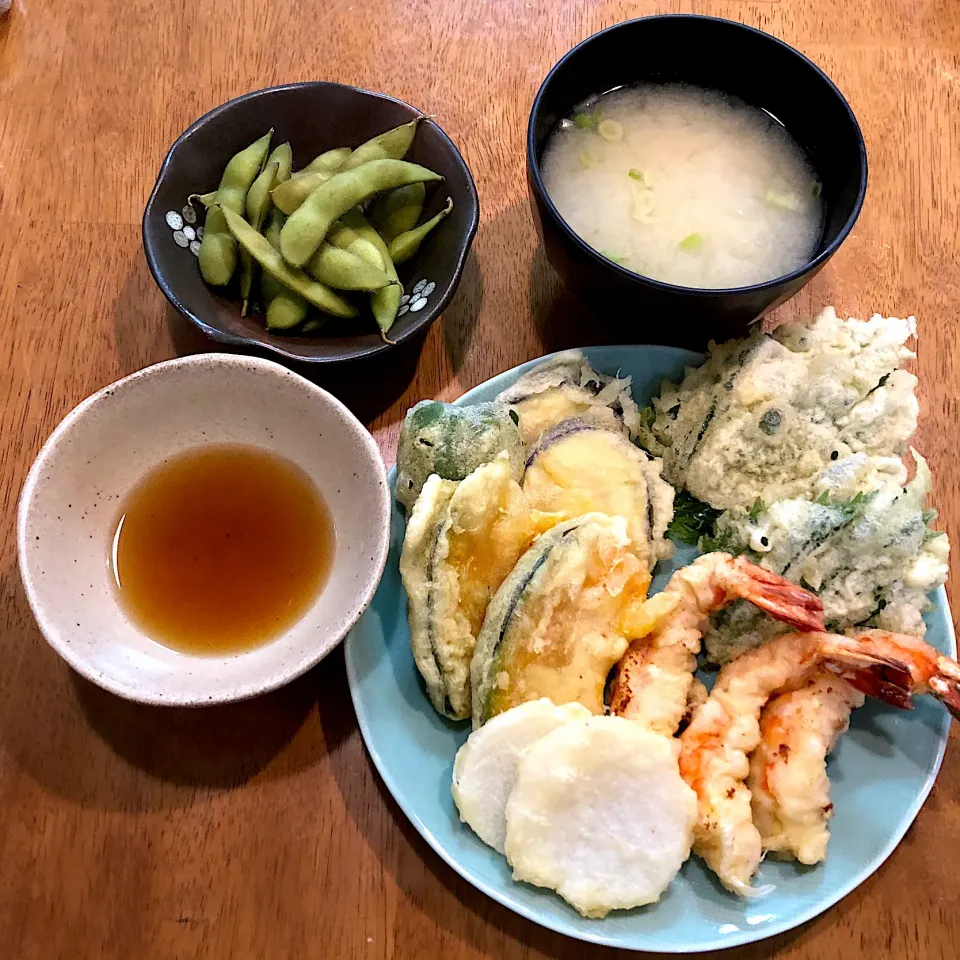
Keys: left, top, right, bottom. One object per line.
{"left": 541, "top": 84, "right": 824, "bottom": 289}
{"left": 111, "top": 444, "right": 334, "bottom": 655}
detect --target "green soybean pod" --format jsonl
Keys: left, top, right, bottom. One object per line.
{"left": 369, "top": 183, "right": 426, "bottom": 242}
{"left": 387, "top": 196, "right": 454, "bottom": 265}
{"left": 262, "top": 210, "right": 309, "bottom": 330}
{"left": 219, "top": 205, "right": 357, "bottom": 318}
{"left": 301, "top": 317, "right": 328, "bottom": 335}
{"left": 262, "top": 209, "right": 285, "bottom": 283}
{"left": 341, "top": 118, "right": 423, "bottom": 171}
{"left": 197, "top": 130, "right": 273, "bottom": 286}
{"left": 218, "top": 130, "right": 273, "bottom": 215}
{"left": 305, "top": 243, "right": 394, "bottom": 291}
{"left": 245, "top": 161, "right": 280, "bottom": 224}
{"left": 239, "top": 161, "right": 281, "bottom": 315}
{"left": 339, "top": 209, "right": 402, "bottom": 342}
{"left": 188, "top": 190, "right": 219, "bottom": 208}
{"left": 300, "top": 147, "right": 351, "bottom": 176}
{"left": 268, "top": 141, "right": 294, "bottom": 184}
{"left": 326, "top": 221, "right": 383, "bottom": 264}
{"left": 262, "top": 208, "right": 286, "bottom": 278}
{"left": 271, "top": 170, "right": 333, "bottom": 216}
{"left": 279, "top": 159, "right": 443, "bottom": 267}
{"left": 266, "top": 293, "right": 311, "bottom": 330}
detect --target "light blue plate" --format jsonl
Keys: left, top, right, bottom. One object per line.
{"left": 344, "top": 346, "right": 955, "bottom": 953}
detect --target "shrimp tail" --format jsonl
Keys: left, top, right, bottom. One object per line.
{"left": 929, "top": 672, "right": 960, "bottom": 721}
{"left": 821, "top": 633, "right": 960, "bottom": 720}
{"left": 732, "top": 558, "right": 826, "bottom": 632}
{"left": 821, "top": 654, "right": 917, "bottom": 711}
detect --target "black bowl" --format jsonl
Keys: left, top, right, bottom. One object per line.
{"left": 527, "top": 15, "right": 867, "bottom": 346}
{"left": 144, "top": 83, "right": 479, "bottom": 363}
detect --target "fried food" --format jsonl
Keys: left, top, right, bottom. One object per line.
{"left": 703, "top": 450, "right": 949, "bottom": 663}
{"left": 639, "top": 307, "right": 918, "bottom": 510}
{"left": 470, "top": 514, "right": 645, "bottom": 727}
{"left": 679, "top": 629, "right": 960, "bottom": 895}
{"left": 396, "top": 400, "right": 525, "bottom": 511}
{"left": 504, "top": 715, "right": 697, "bottom": 918}
{"left": 522, "top": 418, "right": 674, "bottom": 570}
{"left": 451, "top": 699, "right": 591, "bottom": 852}
{"left": 496, "top": 350, "right": 642, "bottom": 445}
{"left": 748, "top": 670, "right": 864, "bottom": 865}
{"left": 610, "top": 553, "right": 824, "bottom": 736}
{"left": 400, "top": 455, "right": 545, "bottom": 719}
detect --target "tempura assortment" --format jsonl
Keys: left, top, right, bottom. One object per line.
{"left": 395, "top": 313, "right": 955, "bottom": 918}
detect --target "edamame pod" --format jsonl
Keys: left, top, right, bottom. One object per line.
{"left": 340, "top": 209, "right": 403, "bottom": 342}
{"left": 280, "top": 159, "right": 443, "bottom": 267}
{"left": 341, "top": 119, "right": 423, "bottom": 171}
{"left": 268, "top": 141, "right": 294, "bottom": 184}
{"left": 188, "top": 190, "right": 219, "bottom": 208}
{"left": 266, "top": 294, "right": 311, "bottom": 330}
{"left": 218, "top": 130, "right": 273, "bottom": 214}
{"left": 369, "top": 183, "right": 426, "bottom": 242}
{"left": 301, "top": 317, "right": 328, "bottom": 335}
{"left": 327, "top": 222, "right": 386, "bottom": 269}
{"left": 271, "top": 170, "right": 335, "bottom": 216}
{"left": 219, "top": 205, "right": 357, "bottom": 318}
{"left": 239, "top": 161, "right": 281, "bottom": 315}
{"left": 387, "top": 196, "right": 454, "bottom": 265}
{"left": 245, "top": 161, "right": 280, "bottom": 224}
{"left": 196, "top": 224, "right": 237, "bottom": 287}
{"left": 305, "top": 243, "right": 394, "bottom": 291}
{"left": 262, "top": 210, "right": 309, "bottom": 330}
{"left": 300, "top": 147, "right": 351, "bottom": 176}
{"left": 197, "top": 130, "right": 273, "bottom": 285}
{"left": 263, "top": 211, "right": 283, "bottom": 251}
{"left": 270, "top": 148, "right": 351, "bottom": 214}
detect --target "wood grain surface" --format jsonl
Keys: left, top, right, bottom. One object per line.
{"left": 1, "top": 1, "right": 958, "bottom": 957}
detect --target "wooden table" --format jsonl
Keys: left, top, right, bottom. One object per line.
{"left": 2, "top": 1, "right": 958, "bottom": 957}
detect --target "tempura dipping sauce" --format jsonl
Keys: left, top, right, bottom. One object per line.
{"left": 541, "top": 83, "right": 824, "bottom": 289}
{"left": 111, "top": 444, "right": 334, "bottom": 655}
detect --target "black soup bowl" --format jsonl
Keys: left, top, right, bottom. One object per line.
{"left": 527, "top": 15, "right": 868, "bottom": 347}
{"left": 144, "top": 83, "right": 479, "bottom": 364}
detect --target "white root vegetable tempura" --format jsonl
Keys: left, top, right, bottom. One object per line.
{"left": 504, "top": 715, "right": 697, "bottom": 918}
{"left": 541, "top": 84, "right": 824, "bottom": 288}
{"left": 451, "top": 698, "right": 591, "bottom": 853}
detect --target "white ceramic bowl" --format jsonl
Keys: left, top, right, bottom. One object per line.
{"left": 17, "top": 354, "right": 391, "bottom": 706}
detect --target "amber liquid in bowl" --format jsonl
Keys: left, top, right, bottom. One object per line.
{"left": 110, "top": 445, "right": 334, "bottom": 655}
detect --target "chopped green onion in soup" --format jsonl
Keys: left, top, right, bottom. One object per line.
{"left": 573, "top": 110, "right": 601, "bottom": 130}
{"left": 541, "top": 83, "right": 824, "bottom": 287}
{"left": 630, "top": 183, "right": 656, "bottom": 223}
{"left": 597, "top": 119, "right": 623, "bottom": 142}
{"left": 599, "top": 249, "right": 627, "bottom": 264}
{"left": 765, "top": 189, "right": 801, "bottom": 212}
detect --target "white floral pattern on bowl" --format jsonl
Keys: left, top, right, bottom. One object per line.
{"left": 164, "top": 203, "right": 204, "bottom": 256}
{"left": 398, "top": 278, "right": 437, "bottom": 317}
